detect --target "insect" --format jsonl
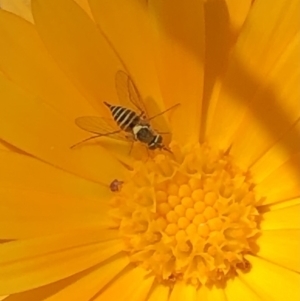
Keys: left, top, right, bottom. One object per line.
{"left": 109, "top": 179, "right": 123, "bottom": 192}
{"left": 71, "top": 70, "right": 179, "bottom": 151}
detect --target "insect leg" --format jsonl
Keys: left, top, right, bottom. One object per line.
{"left": 70, "top": 130, "right": 122, "bottom": 149}
{"left": 70, "top": 135, "right": 101, "bottom": 149}
{"left": 162, "top": 146, "right": 173, "bottom": 153}
{"left": 128, "top": 141, "right": 135, "bottom": 155}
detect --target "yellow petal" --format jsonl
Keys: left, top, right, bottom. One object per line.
{"left": 73, "top": 0, "right": 93, "bottom": 20}
{"left": 0, "top": 139, "right": 28, "bottom": 154}
{"left": 0, "top": 228, "right": 122, "bottom": 295}
{"left": 31, "top": 0, "right": 121, "bottom": 113}
{"left": 92, "top": 266, "right": 152, "bottom": 301}
{"left": 262, "top": 197, "right": 300, "bottom": 211}
{"left": 88, "top": 0, "right": 164, "bottom": 111}
{"left": 237, "top": 0, "right": 300, "bottom": 73}
{"left": 239, "top": 255, "right": 300, "bottom": 301}
{"left": 225, "top": 0, "right": 253, "bottom": 35}
{"left": 228, "top": 33, "right": 300, "bottom": 169}
{"left": 0, "top": 188, "right": 111, "bottom": 239}
{"left": 200, "top": 1, "right": 232, "bottom": 140}
{"left": 0, "top": 152, "right": 114, "bottom": 239}
{"left": 149, "top": 0, "right": 205, "bottom": 144}
{"left": 169, "top": 282, "right": 196, "bottom": 301}
{"left": 224, "top": 277, "right": 261, "bottom": 301}
{"left": 0, "top": 140, "right": 11, "bottom": 151}
{"left": 43, "top": 255, "right": 129, "bottom": 301}
{"left": 0, "top": 74, "right": 127, "bottom": 184}
{"left": 261, "top": 203, "right": 300, "bottom": 230}
{"left": 201, "top": 0, "right": 253, "bottom": 140}
{"left": 119, "top": 274, "right": 154, "bottom": 301}
{"left": 257, "top": 229, "right": 300, "bottom": 272}
{"left": 147, "top": 284, "right": 170, "bottom": 301}
{"left": 1, "top": 253, "right": 128, "bottom": 301}
{"left": 206, "top": 0, "right": 300, "bottom": 151}
{"left": 0, "top": 151, "right": 110, "bottom": 198}
{"left": 196, "top": 285, "right": 226, "bottom": 301}
{"left": 0, "top": 0, "right": 95, "bottom": 22}
{"left": 0, "top": 9, "right": 98, "bottom": 121}
{"left": 251, "top": 121, "right": 300, "bottom": 182}
{"left": 0, "top": 0, "right": 33, "bottom": 22}
{"left": 4, "top": 269, "right": 92, "bottom": 301}
{"left": 254, "top": 153, "right": 300, "bottom": 205}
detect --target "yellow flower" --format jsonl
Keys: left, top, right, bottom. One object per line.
{"left": 0, "top": 0, "right": 299, "bottom": 300}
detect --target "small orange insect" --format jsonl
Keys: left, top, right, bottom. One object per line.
{"left": 109, "top": 179, "right": 123, "bottom": 192}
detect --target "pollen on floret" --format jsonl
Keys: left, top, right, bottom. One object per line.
{"left": 109, "top": 142, "right": 262, "bottom": 287}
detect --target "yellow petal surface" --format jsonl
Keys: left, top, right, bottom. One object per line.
{"left": 0, "top": 109, "right": 28, "bottom": 154}
{"left": 147, "top": 284, "right": 170, "bottom": 301}
{"left": 32, "top": 0, "right": 122, "bottom": 114}
{"left": 254, "top": 153, "right": 300, "bottom": 204}
{"left": 0, "top": 139, "right": 29, "bottom": 154}
{"left": 3, "top": 255, "right": 128, "bottom": 301}
{"left": 0, "top": 74, "right": 126, "bottom": 184}
{"left": 0, "top": 151, "right": 110, "bottom": 199}
{"left": 0, "top": 9, "right": 98, "bottom": 121}
{"left": 0, "top": 188, "right": 111, "bottom": 239}
{"left": 0, "top": 0, "right": 33, "bottom": 22}
{"left": 196, "top": 285, "right": 226, "bottom": 301}
{"left": 0, "top": 152, "right": 112, "bottom": 238}
{"left": 264, "top": 197, "right": 300, "bottom": 211}
{"left": 237, "top": 0, "right": 300, "bottom": 73}
{"left": 225, "top": 0, "right": 253, "bottom": 34}
{"left": 73, "top": 0, "right": 93, "bottom": 20}
{"left": 93, "top": 266, "right": 152, "bottom": 301}
{"left": 200, "top": 0, "right": 232, "bottom": 139}
{"left": 251, "top": 120, "right": 300, "bottom": 182}
{"left": 169, "top": 282, "right": 196, "bottom": 301}
{"left": 118, "top": 273, "right": 154, "bottom": 301}
{"left": 229, "top": 33, "right": 300, "bottom": 169}
{"left": 2, "top": 269, "right": 95, "bottom": 301}
{"left": 261, "top": 203, "right": 300, "bottom": 230}
{"left": 0, "top": 140, "right": 12, "bottom": 151}
{"left": 257, "top": 229, "right": 300, "bottom": 272}
{"left": 0, "top": 0, "right": 95, "bottom": 22}
{"left": 44, "top": 255, "right": 129, "bottom": 301}
{"left": 88, "top": 0, "right": 164, "bottom": 111}
{"left": 239, "top": 255, "right": 300, "bottom": 301}
{"left": 224, "top": 277, "right": 261, "bottom": 301}
{"left": 0, "top": 228, "right": 122, "bottom": 295}
{"left": 149, "top": 0, "right": 204, "bottom": 144}
{"left": 206, "top": 0, "right": 300, "bottom": 151}
{"left": 200, "top": 0, "right": 253, "bottom": 140}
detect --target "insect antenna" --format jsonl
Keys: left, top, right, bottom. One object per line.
{"left": 147, "top": 103, "right": 180, "bottom": 122}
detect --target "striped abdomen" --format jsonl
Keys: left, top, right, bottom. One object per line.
{"left": 104, "top": 102, "right": 140, "bottom": 131}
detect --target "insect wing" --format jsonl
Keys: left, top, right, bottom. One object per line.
{"left": 75, "top": 116, "right": 128, "bottom": 141}
{"left": 115, "top": 70, "right": 148, "bottom": 117}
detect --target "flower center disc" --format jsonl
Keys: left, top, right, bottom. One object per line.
{"left": 110, "top": 143, "right": 261, "bottom": 287}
